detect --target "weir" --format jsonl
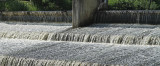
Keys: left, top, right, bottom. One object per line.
{"left": 0, "top": 11, "right": 72, "bottom": 22}
{"left": 0, "top": 0, "right": 160, "bottom": 45}
{"left": 94, "top": 10, "right": 160, "bottom": 24}
{"left": 0, "top": 39, "right": 159, "bottom": 66}
{"left": 72, "top": 0, "right": 160, "bottom": 27}
{"left": 0, "top": 56, "right": 106, "bottom": 66}
{"left": 1, "top": 0, "right": 160, "bottom": 66}
{"left": 47, "top": 24, "right": 160, "bottom": 45}
{"left": 1, "top": 23, "right": 160, "bottom": 45}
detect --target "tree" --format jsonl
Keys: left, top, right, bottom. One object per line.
{"left": 109, "top": 0, "right": 159, "bottom": 10}
{"left": 148, "top": 0, "right": 152, "bottom": 9}
{"left": 31, "top": 0, "right": 72, "bottom": 11}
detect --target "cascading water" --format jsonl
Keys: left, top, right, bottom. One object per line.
{"left": 1, "top": 22, "right": 160, "bottom": 45}
{"left": 0, "top": 39, "right": 159, "bottom": 66}
{"left": 0, "top": 22, "right": 72, "bottom": 40}
{"left": 0, "top": 56, "right": 105, "bottom": 66}
{"left": 0, "top": 11, "right": 72, "bottom": 22}
{"left": 0, "top": 31, "right": 49, "bottom": 40}
{"left": 1, "top": 10, "right": 160, "bottom": 66}
{"left": 47, "top": 24, "right": 160, "bottom": 45}
{"left": 94, "top": 10, "right": 160, "bottom": 24}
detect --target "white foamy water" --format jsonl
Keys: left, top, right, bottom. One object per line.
{"left": 0, "top": 22, "right": 71, "bottom": 40}
{"left": 1, "top": 11, "right": 72, "bottom": 22}
{"left": 0, "top": 22, "right": 160, "bottom": 65}
{"left": 0, "top": 39, "right": 159, "bottom": 66}
{"left": 1, "top": 22, "right": 160, "bottom": 45}
{"left": 0, "top": 22, "right": 71, "bottom": 32}
{"left": 94, "top": 10, "right": 160, "bottom": 24}
{"left": 0, "top": 56, "right": 105, "bottom": 66}
{"left": 49, "top": 24, "right": 160, "bottom": 45}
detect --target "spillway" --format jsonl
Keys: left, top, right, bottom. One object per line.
{"left": 48, "top": 24, "right": 160, "bottom": 45}
{"left": 1, "top": 10, "right": 160, "bottom": 66}
{"left": 94, "top": 10, "right": 160, "bottom": 24}
{"left": 0, "top": 11, "right": 72, "bottom": 22}
{"left": 1, "top": 22, "right": 160, "bottom": 65}
{"left": 1, "top": 22, "right": 160, "bottom": 45}
{"left": 0, "top": 39, "right": 160, "bottom": 66}
{"left": 0, "top": 22, "right": 71, "bottom": 40}
{"left": 0, "top": 56, "right": 105, "bottom": 66}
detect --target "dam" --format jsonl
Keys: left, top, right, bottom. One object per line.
{"left": 1, "top": 0, "right": 160, "bottom": 66}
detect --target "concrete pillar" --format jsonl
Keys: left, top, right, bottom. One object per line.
{"left": 72, "top": 0, "right": 99, "bottom": 28}
{"left": 0, "top": 12, "right": 2, "bottom": 21}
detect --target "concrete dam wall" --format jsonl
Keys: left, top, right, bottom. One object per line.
{"left": 0, "top": 11, "right": 72, "bottom": 22}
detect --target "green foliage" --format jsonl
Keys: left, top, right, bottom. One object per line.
{"left": 0, "top": 0, "right": 72, "bottom": 11}
{"left": 1, "top": 0, "right": 160, "bottom": 11}
{"left": 5, "top": 1, "right": 28, "bottom": 11}
{"left": 150, "top": 2, "right": 159, "bottom": 10}
{"left": 32, "top": 0, "right": 72, "bottom": 11}
{"left": 154, "top": 0, "right": 160, "bottom": 9}
{"left": 20, "top": 1, "right": 39, "bottom": 11}
{"left": 108, "top": 0, "right": 159, "bottom": 10}
{"left": 109, "top": 0, "right": 134, "bottom": 10}
{"left": 0, "top": 1, "right": 5, "bottom": 11}
{"left": 0, "top": 0, "right": 28, "bottom": 11}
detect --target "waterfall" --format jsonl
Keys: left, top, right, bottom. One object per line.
{"left": 1, "top": 22, "right": 160, "bottom": 45}
{"left": 0, "top": 11, "right": 72, "bottom": 22}
{"left": 46, "top": 25, "right": 160, "bottom": 45}
{"left": 0, "top": 31, "right": 49, "bottom": 40}
{"left": 0, "top": 56, "right": 108, "bottom": 66}
{"left": 0, "top": 22, "right": 72, "bottom": 40}
{"left": 1, "top": 10, "right": 160, "bottom": 45}
{"left": 94, "top": 10, "right": 160, "bottom": 24}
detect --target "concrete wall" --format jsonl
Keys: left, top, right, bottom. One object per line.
{"left": 72, "top": 0, "right": 99, "bottom": 28}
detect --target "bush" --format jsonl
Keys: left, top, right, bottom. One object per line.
{"left": 31, "top": 0, "right": 72, "bottom": 11}
{"left": 0, "top": 1, "right": 5, "bottom": 11}
{"left": 108, "top": 0, "right": 159, "bottom": 10}
{"left": 0, "top": 0, "right": 28, "bottom": 11}
{"left": 5, "top": 0, "right": 28, "bottom": 11}
{"left": 20, "top": 1, "right": 39, "bottom": 11}
{"left": 0, "top": 0, "right": 72, "bottom": 11}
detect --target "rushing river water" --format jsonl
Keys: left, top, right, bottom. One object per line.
{"left": 94, "top": 10, "right": 160, "bottom": 24}
{"left": 1, "top": 22, "right": 160, "bottom": 45}
{"left": 51, "top": 24, "right": 160, "bottom": 45}
{"left": 0, "top": 11, "right": 72, "bottom": 22}
{"left": 1, "top": 10, "right": 160, "bottom": 66}
{"left": 0, "top": 21, "right": 160, "bottom": 66}
{"left": 0, "top": 39, "right": 160, "bottom": 66}
{"left": 0, "top": 22, "right": 72, "bottom": 40}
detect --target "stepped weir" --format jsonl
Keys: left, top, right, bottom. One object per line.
{"left": 94, "top": 10, "right": 160, "bottom": 24}
{"left": 0, "top": 11, "right": 72, "bottom": 22}
{"left": 1, "top": 0, "right": 160, "bottom": 66}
